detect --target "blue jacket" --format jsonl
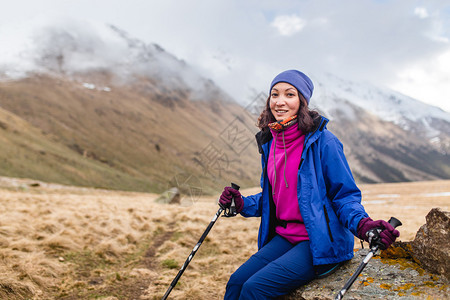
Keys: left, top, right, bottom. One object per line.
{"left": 241, "top": 116, "right": 368, "bottom": 265}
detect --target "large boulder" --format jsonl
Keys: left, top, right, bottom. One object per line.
{"left": 410, "top": 208, "right": 450, "bottom": 281}
{"left": 284, "top": 208, "right": 450, "bottom": 299}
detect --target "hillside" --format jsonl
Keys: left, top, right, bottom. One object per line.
{"left": 325, "top": 106, "right": 450, "bottom": 183}
{"left": 0, "top": 103, "right": 153, "bottom": 191}
{"left": 0, "top": 74, "right": 260, "bottom": 193}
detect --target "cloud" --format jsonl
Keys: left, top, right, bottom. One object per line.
{"left": 392, "top": 50, "right": 450, "bottom": 112}
{"left": 271, "top": 15, "right": 306, "bottom": 36}
{"left": 414, "top": 7, "right": 429, "bottom": 19}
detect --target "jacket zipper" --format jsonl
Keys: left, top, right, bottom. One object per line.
{"left": 298, "top": 158, "right": 304, "bottom": 170}
{"left": 323, "top": 205, "right": 334, "bottom": 242}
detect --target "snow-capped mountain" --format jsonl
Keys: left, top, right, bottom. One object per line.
{"left": 0, "top": 19, "right": 449, "bottom": 188}
{"left": 313, "top": 72, "right": 450, "bottom": 138}
{"left": 0, "top": 17, "right": 230, "bottom": 102}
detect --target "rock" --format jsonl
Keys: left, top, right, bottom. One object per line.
{"left": 154, "top": 187, "right": 181, "bottom": 204}
{"left": 410, "top": 208, "right": 450, "bottom": 281}
{"left": 283, "top": 247, "right": 449, "bottom": 299}
{"left": 0, "top": 120, "right": 7, "bottom": 130}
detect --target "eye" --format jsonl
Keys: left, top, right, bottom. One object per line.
{"left": 271, "top": 92, "right": 278, "bottom": 97}
{"left": 287, "top": 92, "right": 296, "bottom": 97}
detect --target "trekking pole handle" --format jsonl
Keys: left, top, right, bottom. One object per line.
{"left": 367, "top": 217, "right": 402, "bottom": 248}
{"left": 388, "top": 217, "right": 402, "bottom": 228}
{"left": 229, "top": 182, "right": 240, "bottom": 216}
{"left": 223, "top": 183, "right": 240, "bottom": 217}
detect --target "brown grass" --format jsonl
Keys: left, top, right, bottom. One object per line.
{"left": 0, "top": 176, "right": 448, "bottom": 299}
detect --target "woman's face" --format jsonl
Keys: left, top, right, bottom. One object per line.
{"left": 269, "top": 82, "right": 300, "bottom": 121}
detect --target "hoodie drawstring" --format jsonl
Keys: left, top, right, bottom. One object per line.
{"left": 272, "top": 131, "right": 289, "bottom": 195}
{"left": 282, "top": 130, "right": 289, "bottom": 189}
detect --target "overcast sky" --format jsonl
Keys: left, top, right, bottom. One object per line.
{"left": 1, "top": 0, "right": 449, "bottom": 112}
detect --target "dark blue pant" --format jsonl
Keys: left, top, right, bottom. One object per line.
{"left": 224, "top": 235, "right": 316, "bottom": 299}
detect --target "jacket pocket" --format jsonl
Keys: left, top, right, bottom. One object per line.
{"left": 323, "top": 205, "right": 334, "bottom": 242}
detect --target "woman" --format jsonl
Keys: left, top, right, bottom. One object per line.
{"left": 219, "top": 70, "right": 399, "bottom": 299}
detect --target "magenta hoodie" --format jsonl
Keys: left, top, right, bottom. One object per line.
{"left": 267, "top": 123, "right": 309, "bottom": 244}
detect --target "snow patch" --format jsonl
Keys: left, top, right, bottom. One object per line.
{"left": 81, "top": 82, "right": 111, "bottom": 92}
{"left": 374, "top": 194, "right": 400, "bottom": 198}
{"left": 362, "top": 200, "right": 389, "bottom": 205}
{"left": 420, "top": 192, "right": 450, "bottom": 197}
{"left": 82, "top": 83, "right": 96, "bottom": 90}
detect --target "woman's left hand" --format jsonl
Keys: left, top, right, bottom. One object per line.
{"left": 357, "top": 217, "right": 400, "bottom": 250}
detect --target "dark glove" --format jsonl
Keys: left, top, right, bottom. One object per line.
{"left": 357, "top": 217, "right": 400, "bottom": 250}
{"left": 219, "top": 186, "right": 244, "bottom": 213}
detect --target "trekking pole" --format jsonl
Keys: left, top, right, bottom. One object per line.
{"left": 334, "top": 217, "right": 402, "bottom": 300}
{"left": 161, "top": 183, "right": 240, "bottom": 300}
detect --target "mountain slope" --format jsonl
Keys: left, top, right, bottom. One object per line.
{"left": 327, "top": 105, "right": 450, "bottom": 183}
{"left": 0, "top": 73, "right": 260, "bottom": 193}
{"left": 0, "top": 103, "right": 156, "bottom": 190}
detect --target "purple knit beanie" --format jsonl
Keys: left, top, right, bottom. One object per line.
{"left": 270, "top": 70, "right": 314, "bottom": 104}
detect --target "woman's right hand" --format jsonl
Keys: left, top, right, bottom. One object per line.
{"left": 219, "top": 186, "right": 244, "bottom": 213}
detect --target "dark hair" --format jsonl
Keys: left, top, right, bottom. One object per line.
{"left": 257, "top": 93, "right": 320, "bottom": 133}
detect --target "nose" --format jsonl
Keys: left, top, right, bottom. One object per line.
{"left": 274, "top": 97, "right": 286, "bottom": 106}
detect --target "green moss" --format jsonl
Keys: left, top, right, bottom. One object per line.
{"left": 380, "top": 257, "right": 426, "bottom": 276}
{"left": 162, "top": 259, "right": 179, "bottom": 269}
{"left": 424, "top": 281, "right": 437, "bottom": 288}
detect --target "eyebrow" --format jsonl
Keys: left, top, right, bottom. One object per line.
{"left": 271, "top": 87, "right": 297, "bottom": 92}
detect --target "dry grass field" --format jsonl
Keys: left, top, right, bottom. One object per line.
{"left": 0, "top": 176, "right": 448, "bottom": 299}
